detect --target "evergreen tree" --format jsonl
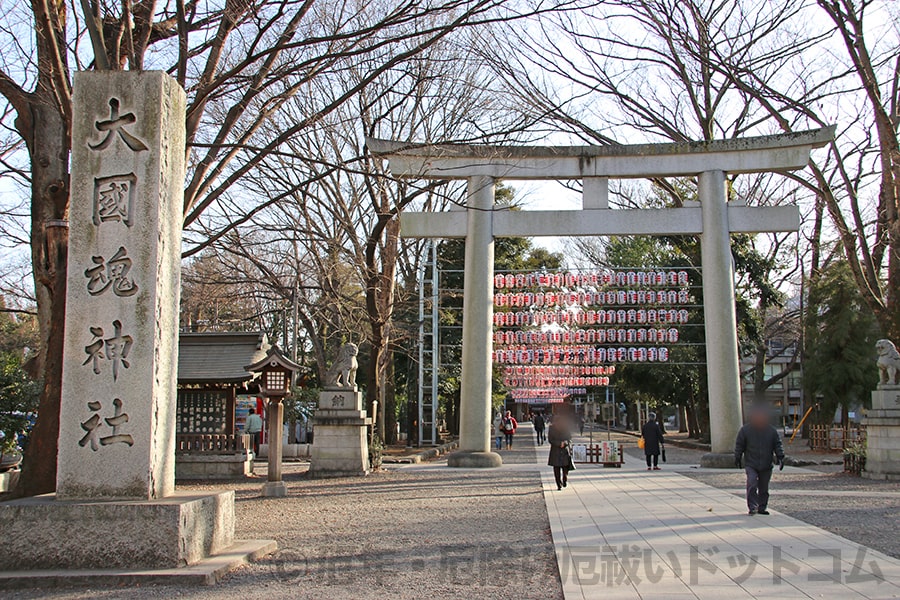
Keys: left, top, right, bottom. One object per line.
{"left": 804, "top": 261, "right": 879, "bottom": 424}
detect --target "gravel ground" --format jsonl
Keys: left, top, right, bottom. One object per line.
{"left": 9, "top": 432, "right": 562, "bottom": 600}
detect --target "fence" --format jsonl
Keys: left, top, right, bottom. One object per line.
{"left": 176, "top": 433, "right": 250, "bottom": 454}
{"left": 808, "top": 425, "right": 866, "bottom": 452}
{"left": 572, "top": 442, "right": 625, "bottom": 466}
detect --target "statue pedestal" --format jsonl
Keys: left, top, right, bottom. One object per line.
{"left": 863, "top": 385, "right": 900, "bottom": 481}
{"left": 309, "top": 390, "right": 371, "bottom": 478}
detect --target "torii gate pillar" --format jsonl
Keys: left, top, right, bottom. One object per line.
{"left": 449, "top": 176, "right": 503, "bottom": 468}
{"left": 698, "top": 171, "right": 743, "bottom": 465}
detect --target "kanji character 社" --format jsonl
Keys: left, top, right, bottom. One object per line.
{"left": 100, "top": 398, "right": 134, "bottom": 447}
{"left": 78, "top": 400, "right": 104, "bottom": 451}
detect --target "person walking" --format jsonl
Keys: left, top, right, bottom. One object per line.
{"left": 734, "top": 403, "right": 785, "bottom": 516}
{"left": 245, "top": 407, "right": 263, "bottom": 457}
{"left": 641, "top": 412, "right": 665, "bottom": 471}
{"left": 533, "top": 412, "right": 546, "bottom": 446}
{"left": 547, "top": 414, "right": 574, "bottom": 490}
{"left": 577, "top": 413, "right": 586, "bottom": 436}
{"left": 501, "top": 410, "right": 518, "bottom": 449}
{"left": 493, "top": 413, "right": 504, "bottom": 451}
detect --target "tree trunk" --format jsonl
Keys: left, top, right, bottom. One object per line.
{"left": 697, "top": 397, "right": 711, "bottom": 443}
{"left": 17, "top": 100, "right": 70, "bottom": 497}
{"left": 364, "top": 214, "right": 400, "bottom": 442}
{"left": 752, "top": 343, "right": 768, "bottom": 403}
{"left": 365, "top": 334, "right": 383, "bottom": 438}
{"left": 384, "top": 354, "right": 396, "bottom": 445}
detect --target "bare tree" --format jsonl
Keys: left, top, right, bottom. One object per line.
{"left": 0, "top": 0, "right": 583, "bottom": 494}
{"left": 194, "top": 34, "right": 532, "bottom": 440}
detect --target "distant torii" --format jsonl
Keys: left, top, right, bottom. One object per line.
{"left": 369, "top": 127, "right": 834, "bottom": 468}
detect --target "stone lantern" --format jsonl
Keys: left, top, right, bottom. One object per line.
{"left": 246, "top": 346, "right": 302, "bottom": 497}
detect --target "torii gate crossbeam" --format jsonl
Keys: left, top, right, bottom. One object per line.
{"left": 369, "top": 127, "right": 834, "bottom": 468}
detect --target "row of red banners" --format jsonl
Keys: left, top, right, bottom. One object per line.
{"left": 493, "top": 290, "right": 691, "bottom": 307}
{"left": 493, "top": 328, "right": 682, "bottom": 345}
{"left": 502, "top": 365, "right": 618, "bottom": 376}
{"left": 505, "top": 376, "right": 612, "bottom": 388}
{"left": 509, "top": 387, "right": 587, "bottom": 399}
{"left": 494, "top": 271, "right": 690, "bottom": 290}
{"left": 493, "top": 309, "right": 690, "bottom": 327}
{"left": 494, "top": 346, "right": 671, "bottom": 364}
{"left": 494, "top": 328, "right": 682, "bottom": 345}
{"left": 517, "top": 398, "right": 566, "bottom": 404}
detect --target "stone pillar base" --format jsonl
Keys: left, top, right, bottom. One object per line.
{"left": 700, "top": 452, "right": 738, "bottom": 469}
{"left": 0, "top": 491, "right": 238, "bottom": 570}
{"left": 261, "top": 481, "right": 288, "bottom": 497}
{"left": 447, "top": 450, "right": 503, "bottom": 468}
{"left": 309, "top": 391, "right": 371, "bottom": 479}
{"left": 862, "top": 397, "right": 900, "bottom": 480}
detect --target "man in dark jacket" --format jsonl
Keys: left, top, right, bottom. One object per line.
{"left": 533, "top": 413, "right": 546, "bottom": 446}
{"left": 734, "top": 403, "right": 785, "bottom": 515}
{"left": 641, "top": 412, "right": 665, "bottom": 470}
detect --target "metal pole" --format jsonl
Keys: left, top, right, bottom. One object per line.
{"left": 291, "top": 280, "right": 299, "bottom": 362}
{"left": 431, "top": 242, "right": 439, "bottom": 446}
{"left": 417, "top": 245, "right": 426, "bottom": 448}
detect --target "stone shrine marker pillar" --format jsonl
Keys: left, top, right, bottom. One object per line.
{"left": 0, "top": 72, "right": 274, "bottom": 578}
{"left": 57, "top": 71, "right": 182, "bottom": 500}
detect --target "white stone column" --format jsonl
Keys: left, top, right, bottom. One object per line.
{"left": 698, "top": 170, "right": 744, "bottom": 466}
{"left": 57, "top": 72, "right": 185, "bottom": 499}
{"left": 448, "top": 176, "right": 502, "bottom": 468}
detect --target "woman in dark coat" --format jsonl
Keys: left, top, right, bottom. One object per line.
{"left": 547, "top": 415, "right": 574, "bottom": 490}
{"left": 641, "top": 412, "right": 665, "bottom": 470}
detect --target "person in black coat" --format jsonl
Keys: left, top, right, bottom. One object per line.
{"left": 547, "top": 414, "right": 574, "bottom": 490}
{"left": 533, "top": 412, "right": 546, "bottom": 446}
{"left": 734, "top": 403, "right": 785, "bottom": 516}
{"left": 641, "top": 412, "right": 665, "bottom": 470}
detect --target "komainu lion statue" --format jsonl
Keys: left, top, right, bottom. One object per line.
{"left": 876, "top": 339, "right": 900, "bottom": 385}
{"left": 324, "top": 343, "right": 358, "bottom": 389}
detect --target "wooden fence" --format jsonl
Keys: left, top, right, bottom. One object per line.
{"left": 808, "top": 425, "right": 866, "bottom": 452}
{"left": 176, "top": 433, "right": 250, "bottom": 454}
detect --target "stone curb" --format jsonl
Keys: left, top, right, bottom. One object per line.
{"left": 382, "top": 440, "right": 459, "bottom": 464}
{"left": 0, "top": 539, "right": 277, "bottom": 589}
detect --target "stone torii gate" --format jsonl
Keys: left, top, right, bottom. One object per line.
{"left": 369, "top": 128, "right": 833, "bottom": 468}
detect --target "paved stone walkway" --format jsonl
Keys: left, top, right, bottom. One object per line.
{"left": 534, "top": 432, "right": 900, "bottom": 600}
